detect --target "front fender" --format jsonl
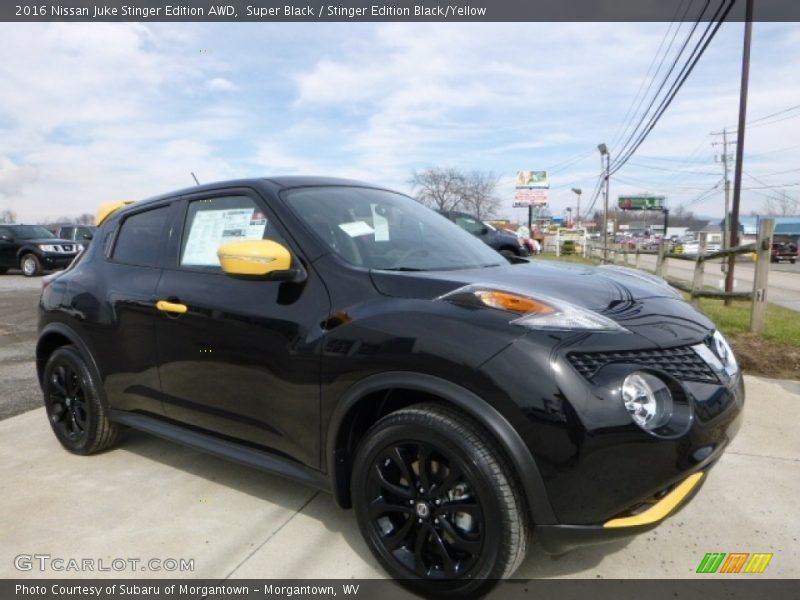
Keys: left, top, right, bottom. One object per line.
{"left": 326, "top": 371, "right": 557, "bottom": 526}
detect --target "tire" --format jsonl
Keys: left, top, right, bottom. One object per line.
{"left": 0, "top": 267, "right": 7, "bottom": 275}
{"left": 791, "top": 259, "right": 797, "bottom": 265}
{"left": 20, "top": 253, "right": 42, "bottom": 277}
{"left": 351, "top": 403, "right": 529, "bottom": 598}
{"left": 42, "top": 345, "right": 121, "bottom": 455}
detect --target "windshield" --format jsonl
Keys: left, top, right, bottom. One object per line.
{"left": 283, "top": 186, "right": 505, "bottom": 271}
{"left": 13, "top": 225, "right": 56, "bottom": 240}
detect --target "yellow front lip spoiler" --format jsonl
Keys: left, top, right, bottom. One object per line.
{"left": 603, "top": 472, "right": 704, "bottom": 529}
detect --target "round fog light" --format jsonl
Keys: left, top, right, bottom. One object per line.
{"left": 621, "top": 372, "right": 674, "bottom": 432}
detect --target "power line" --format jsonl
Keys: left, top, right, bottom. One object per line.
{"left": 610, "top": 0, "right": 735, "bottom": 176}
{"left": 609, "top": 0, "right": 716, "bottom": 171}
{"left": 728, "top": 102, "right": 800, "bottom": 133}
{"left": 626, "top": 161, "right": 721, "bottom": 176}
{"left": 609, "top": 0, "right": 694, "bottom": 151}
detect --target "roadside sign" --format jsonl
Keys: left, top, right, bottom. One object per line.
{"left": 618, "top": 195, "right": 666, "bottom": 210}
{"left": 514, "top": 189, "right": 548, "bottom": 206}
{"left": 515, "top": 170, "right": 549, "bottom": 189}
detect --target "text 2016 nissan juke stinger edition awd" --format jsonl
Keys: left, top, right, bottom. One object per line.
{"left": 37, "top": 177, "right": 743, "bottom": 597}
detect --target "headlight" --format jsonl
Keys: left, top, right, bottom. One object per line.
{"left": 692, "top": 330, "right": 739, "bottom": 378}
{"left": 622, "top": 371, "right": 674, "bottom": 432}
{"left": 38, "top": 244, "right": 59, "bottom": 252}
{"left": 712, "top": 330, "right": 738, "bottom": 376}
{"left": 436, "top": 285, "right": 628, "bottom": 333}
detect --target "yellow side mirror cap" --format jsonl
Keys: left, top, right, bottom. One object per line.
{"left": 217, "top": 239, "right": 292, "bottom": 278}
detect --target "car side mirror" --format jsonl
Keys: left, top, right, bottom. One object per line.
{"left": 217, "top": 239, "right": 306, "bottom": 282}
{"left": 479, "top": 226, "right": 489, "bottom": 235}
{"left": 82, "top": 233, "right": 93, "bottom": 240}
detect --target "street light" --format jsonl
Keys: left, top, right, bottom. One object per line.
{"left": 598, "top": 144, "right": 610, "bottom": 263}
{"left": 571, "top": 188, "right": 582, "bottom": 228}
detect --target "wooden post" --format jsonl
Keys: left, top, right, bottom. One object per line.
{"left": 655, "top": 240, "right": 667, "bottom": 278}
{"left": 750, "top": 218, "right": 774, "bottom": 333}
{"left": 635, "top": 248, "right": 641, "bottom": 269}
{"left": 691, "top": 232, "right": 707, "bottom": 306}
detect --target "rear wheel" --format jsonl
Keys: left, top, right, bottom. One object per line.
{"left": 42, "top": 345, "right": 120, "bottom": 455}
{"left": 351, "top": 403, "right": 528, "bottom": 597}
{"left": 20, "top": 253, "right": 42, "bottom": 277}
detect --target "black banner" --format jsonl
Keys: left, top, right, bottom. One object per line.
{"left": 4, "top": 0, "right": 800, "bottom": 23}
{"left": 4, "top": 579, "right": 800, "bottom": 600}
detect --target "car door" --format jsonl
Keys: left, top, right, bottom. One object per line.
{"left": 73, "top": 202, "right": 176, "bottom": 417}
{"left": 153, "top": 188, "right": 330, "bottom": 469}
{"left": 0, "top": 226, "right": 15, "bottom": 268}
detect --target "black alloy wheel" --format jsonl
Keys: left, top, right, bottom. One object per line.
{"left": 43, "top": 345, "right": 121, "bottom": 454}
{"left": 47, "top": 361, "right": 88, "bottom": 442}
{"left": 366, "top": 441, "right": 484, "bottom": 579}
{"left": 352, "top": 403, "right": 528, "bottom": 597}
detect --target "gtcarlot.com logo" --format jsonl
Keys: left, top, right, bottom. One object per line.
{"left": 696, "top": 552, "right": 773, "bottom": 574}
{"left": 14, "top": 554, "right": 194, "bottom": 573}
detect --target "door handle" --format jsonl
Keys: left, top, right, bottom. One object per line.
{"left": 156, "top": 300, "right": 188, "bottom": 314}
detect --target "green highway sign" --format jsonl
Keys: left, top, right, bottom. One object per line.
{"left": 617, "top": 195, "right": 666, "bottom": 211}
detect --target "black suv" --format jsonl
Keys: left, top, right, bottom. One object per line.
{"left": 0, "top": 224, "right": 80, "bottom": 276}
{"left": 439, "top": 210, "right": 527, "bottom": 257}
{"left": 37, "top": 178, "right": 743, "bottom": 597}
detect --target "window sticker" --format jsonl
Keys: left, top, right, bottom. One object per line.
{"left": 338, "top": 220, "right": 375, "bottom": 238}
{"left": 371, "top": 204, "right": 390, "bottom": 242}
{"left": 182, "top": 209, "right": 266, "bottom": 266}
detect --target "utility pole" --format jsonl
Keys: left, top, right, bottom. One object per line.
{"left": 726, "top": 0, "right": 754, "bottom": 306}
{"left": 571, "top": 188, "right": 582, "bottom": 228}
{"left": 598, "top": 143, "right": 610, "bottom": 263}
{"left": 711, "top": 128, "right": 735, "bottom": 256}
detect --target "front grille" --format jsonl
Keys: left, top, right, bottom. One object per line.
{"left": 568, "top": 345, "right": 718, "bottom": 383}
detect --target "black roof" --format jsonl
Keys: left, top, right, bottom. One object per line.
{"left": 120, "top": 176, "right": 390, "bottom": 215}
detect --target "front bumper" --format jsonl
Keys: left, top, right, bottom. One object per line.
{"left": 477, "top": 317, "right": 744, "bottom": 551}
{"left": 40, "top": 253, "right": 77, "bottom": 270}
{"left": 536, "top": 469, "right": 708, "bottom": 554}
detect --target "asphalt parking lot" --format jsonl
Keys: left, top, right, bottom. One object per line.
{"left": 0, "top": 273, "right": 798, "bottom": 585}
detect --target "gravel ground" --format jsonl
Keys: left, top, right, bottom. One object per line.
{"left": 0, "top": 273, "right": 45, "bottom": 420}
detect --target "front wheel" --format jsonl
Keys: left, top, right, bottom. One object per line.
{"left": 351, "top": 403, "right": 529, "bottom": 597}
{"left": 20, "top": 253, "right": 42, "bottom": 276}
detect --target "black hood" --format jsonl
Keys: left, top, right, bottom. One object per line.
{"left": 371, "top": 260, "right": 681, "bottom": 311}
{"left": 370, "top": 261, "right": 714, "bottom": 347}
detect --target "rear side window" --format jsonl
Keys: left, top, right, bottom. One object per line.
{"left": 113, "top": 206, "right": 170, "bottom": 268}
{"left": 180, "top": 196, "right": 285, "bottom": 270}
{"left": 454, "top": 215, "right": 485, "bottom": 235}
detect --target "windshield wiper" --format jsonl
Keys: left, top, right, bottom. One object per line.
{"left": 378, "top": 267, "right": 428, "bottom": 272}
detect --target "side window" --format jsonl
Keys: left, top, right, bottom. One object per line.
{"left": 112, "top": 206, "right": 170, "bottom": 268}
{"left": 60, "top": 227, "right": 74, "bottom": 239}
{"left": 0, "top": 227, "right": 10, "bottom": 239}
{"left": 455, "top": 216, "right": 485, "bottom": 235}
{"left": 180, "top": 196, "right": 285, "bottom": 270}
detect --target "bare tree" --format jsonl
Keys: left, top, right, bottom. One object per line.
{"left": 461, "top": 171, "right": 501, "bottom": 220}
{"left": 409, "top": 168, "right": 465, "bottom": 212}
{"left": 761, "top": 192, "right": 800, "bottom": 216}
{"left": 0, "top": 209, "right": 16, "bottom": 224}
{"left": 76, "top": 213, "right": 95, "bottom": 225}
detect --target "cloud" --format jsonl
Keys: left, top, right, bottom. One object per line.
{"left": 0, "top": 157, "right": 39, "bottom": 198}
{"left": 207, "top": 77, "right": 237, "bottom": 92}
{"left": 1, "top": 21, "right": 798, "bottom": 223}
